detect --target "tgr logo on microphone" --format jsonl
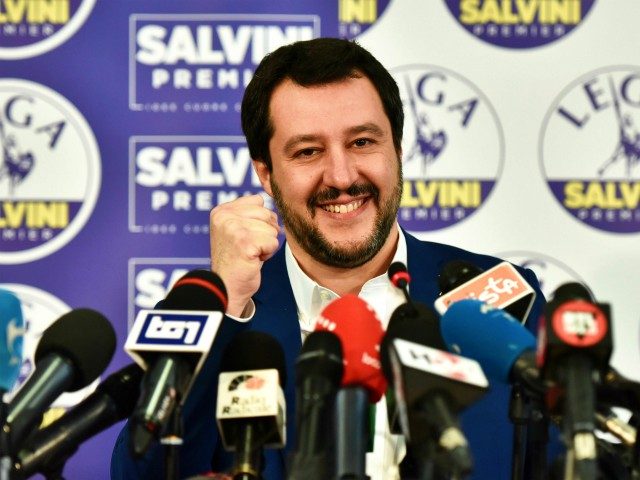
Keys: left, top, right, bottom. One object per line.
{"left": 130, "top": 14, "right": 319, "bottom": 114}
{"left": 0, "top": 0, "right": 96, "bottom": 59}
{"left": 540, "top": 67, "right": 640, "bottom": 233}
{"left": 392, "top": 65, "right": 503, "bottom": 231}
{"left": 443, "top": 0, "right": 596, "bottom": 49}
{"left": 135, "top": 311, "right": 209, "bottom": 346}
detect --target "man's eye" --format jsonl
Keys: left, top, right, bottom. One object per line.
{"left": 295, "top": 148, "right": 317, "bottom": 158}
{"left": 354, "top": 138, "right": 372, "bottom": 147}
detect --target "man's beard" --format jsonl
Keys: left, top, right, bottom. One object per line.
{"left": 270, "top": 165, "right": 402, "bottom": 269}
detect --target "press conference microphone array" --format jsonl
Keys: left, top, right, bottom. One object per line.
{"left": 216, "top": 330, "right": 286, "bottom": 480}
{"left": 4, "top": 308, "right": 115, "bottom": 453}
{"left": 288, "top": 331, "right": 343, "bottom": 480}
{"left": 538, "top": 282, "right": 613, "bottom": 480}
{"left": 13, "top": 363, "right": 143, "bottom": 479}
{"left": 126, "top": 269, "right": 228, "bottom": 458}
{"left": 435, "top": 259, "right": 537, "bottom": 322}
{"left": 314, "top": 294, "right": 386, "bottom": 480}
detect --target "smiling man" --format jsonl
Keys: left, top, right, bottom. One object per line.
{"left": 111, "top": 38, "right": 546, "bottom": 480}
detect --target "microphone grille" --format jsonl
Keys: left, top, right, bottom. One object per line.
{"left": 163, "top": 270, "right": 228, "bottom": 313}
{"left": 438, "top": 260, "right": 483, "bottom": 294}
{"left": 221, "top": 331, "right": 287, "bottom": 387}
{"left": 35, "top": 308, "right": 116, "bottom": 391}
{"left": 551, "top": 282, "right": 594, "bottom": 303}
{"left": 296, "top": 331, "right": 343, "bottom": 387}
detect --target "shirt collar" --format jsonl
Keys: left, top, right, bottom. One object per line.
{"left": 285, "top": 225, "right": 408, "bottom": 330}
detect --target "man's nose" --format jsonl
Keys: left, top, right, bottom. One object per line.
{"left": 322, "top": 148, "right": 358, "bottom": 190}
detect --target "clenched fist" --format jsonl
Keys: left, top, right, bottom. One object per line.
{"left": 209, "top": 194, "right": 280, "bottom": 317}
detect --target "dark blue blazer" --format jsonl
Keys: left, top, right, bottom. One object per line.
{"left": 111, "top": 231, "right": 546, "bottom": 480}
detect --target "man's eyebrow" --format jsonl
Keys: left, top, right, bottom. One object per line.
{"left": 347, "top": 122, "right": 386, "bottom": 137}
{"left": 283, "top": 134, "right": 320, "bottom": 154}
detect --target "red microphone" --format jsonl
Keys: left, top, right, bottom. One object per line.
{"left": 315, "top": 294, "right": 387, "bottom": 402}
{"left": 314, "top": 294, "right": 386, "bottom": 479}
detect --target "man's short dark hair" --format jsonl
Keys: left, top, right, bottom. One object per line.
{"left": 241, "top": 37, "right": 404, "bottom": 171}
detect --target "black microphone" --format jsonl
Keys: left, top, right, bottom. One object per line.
{"left": 383, "top": 262, "right": 447, "bottom": 438}
{"left": 288, "top": 331, "right": 343, "bottom": 480}
{"left": 13, "top": 363, "right": 143, "bottom": 478}
{"left": 381, "top": 314, "right": 487, "bottom": 478}
{"left": 127, "top": 269, "right": 228, "bottom": 458}
{"left": 216, "top": 330, "right": 287, "bottom": 480}
{"left": 538, "top": 282, "right": 613, "bottom": 480}
{"left": 4, "top": 308, "right": 116, "bottom": 453}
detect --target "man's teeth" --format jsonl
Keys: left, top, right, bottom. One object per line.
{"left": 322, "top": 199, "right": 364, "bottom": 213}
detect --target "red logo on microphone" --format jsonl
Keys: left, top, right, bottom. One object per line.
{"left": 551, "top": 300, "right": 608, "bottom": 347}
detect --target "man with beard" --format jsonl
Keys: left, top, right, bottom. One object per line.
{"left": 112, "top": 38, "right": 545, "bottom": 480}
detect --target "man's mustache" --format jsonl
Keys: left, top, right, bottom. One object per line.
{"left": 308, "top": 183, "right": 379, "bottom": 211}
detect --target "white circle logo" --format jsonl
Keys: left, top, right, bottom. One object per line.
{"left": 0, "top": 79, "right": 101, "bottom": 264}
{"left": 392, "top": 65, "right": 504, "bottom": 231}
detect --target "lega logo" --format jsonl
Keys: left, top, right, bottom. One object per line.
{"left": 497, "top": 251, "right": 587, "bottom": 299}
{"left": 444, "top": 0, "right": 596, "bottom": 49}
{"left": 0, "top": 0, "right": 96, "bottom": 59}
{"left": 391, "top": 65, "right": 504, "bottom": 231}
{"left": 540, "top": 67, "right": 640, "bottom": 233}
{"left": 338, "top": 0, "right": 393, "bottom": 39}
{"left": 0, "top": 283, "right": 99, "bottom": 425}
{"left": 0, "top": 79, "right": 101, "bottom": 264}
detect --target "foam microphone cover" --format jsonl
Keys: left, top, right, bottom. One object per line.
{"left": 35, "top": 308, "right": 116, "bottom": 391}
{"left": 551, "top": 282, "right": 593, "bottom": 303}
{"left": 0, "top": 289, "right": 24, "bottom": 392}
{"left": 315, "top": 294, "right": 386, "bottom": 402}
{"left": 438, "top": 260, "right": 483, "bottom": 294}
{"left": 296, "top": 331, "right": 343, "bottom": 387}
{"left": 440, "top": 299, "right": 536, "bottom": 383}
{"left": 220, "top": 330, "right": 286, "bottom": 387}
{"left": 163, "top": 269, "right": 228, "bottom": 313}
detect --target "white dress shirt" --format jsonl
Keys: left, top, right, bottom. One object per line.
{"left": 285, "top": 226, "right": 408, "bottom": 480}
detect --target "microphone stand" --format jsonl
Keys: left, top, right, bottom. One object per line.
{"left": 509, "top": 384, "right": 528, "bottom": 480}
{"left": 161, "top": 403, "right": 183, "bottom": 480}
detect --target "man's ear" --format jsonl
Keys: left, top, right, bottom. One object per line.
{"left": 253, "top": 159, "right": 273, "bottom": 196}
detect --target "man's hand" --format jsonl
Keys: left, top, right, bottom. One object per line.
{"left": 210, "top": 194, "right": 280, "bottom": 317}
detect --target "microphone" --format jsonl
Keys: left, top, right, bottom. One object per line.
{"left": 126, "top": 269, "right": 228, "bottom": 458}
{"left": 440, "top": 299, "right": 542, "bottom": 394}
{"left": 13, "top": 363, "right": 143, "bottom": 478}
{"left": 383, "top": 262, "right": 447, "bottom": 437}
{"left": 435, "top": 260, "right": 537, "bottom": 322}
{"left": 314, "top": 294, "right": 386, "bottom": 480}
{"left": 4, "top": 308, "right": 116, "bottom": 452}
{"left": 537, "top": 282, "right": 613, "bottom": 480}
{"left": 216, "top": 330, "right": 286, "bottom": 480}
{"left": 0, "top": 289, "right": 24, "bottom": 395}
{"left": 288, "top": 331, "right": 343, "bottom": 480}
{"left": 382, "top": 301, "right": 488, "bottom": 477}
